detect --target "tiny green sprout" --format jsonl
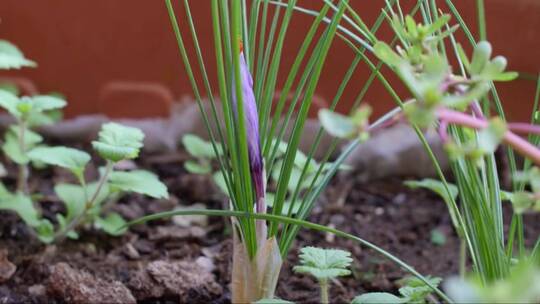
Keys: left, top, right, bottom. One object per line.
{"left": 502, "top": 167, "right": 540, "bottom": 214}
{"left": 293, "top": 246, "right": 352, "bottom": 304}
{"left": 430, "top": 229, "right": 447, "bottom": 246}
{"left": 182, "top": 134, "right": 221, "bottom": 174}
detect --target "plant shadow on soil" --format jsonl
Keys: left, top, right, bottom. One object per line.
{"left": 0, "top": 147, "right": 539, "bottom": 303}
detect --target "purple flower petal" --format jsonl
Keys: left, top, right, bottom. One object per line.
{"left": 232, "top": 51, "right": 265, "bottom": 210}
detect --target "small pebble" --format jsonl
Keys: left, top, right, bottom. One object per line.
{"left": 28, "top": 284, "right": 46, "bottom": 297}
{"left": 0, "top": 249, "right": 16, "bottom": 283}
{"left": 196, "top": 256, "right": 215, "bottom": 272}
{"left": 123, "top": 243, "right": 140, "bottom": 260}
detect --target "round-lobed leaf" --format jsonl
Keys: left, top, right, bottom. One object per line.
{"left": 108, "top": 170, "right": 168, "bottom": 199}
{"left": 92, "top": 122, "right": 145, "bottom": 162}
{"left": 28, "top": 146, "right": 90, "bottom": 177}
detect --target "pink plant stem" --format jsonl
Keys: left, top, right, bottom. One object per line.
{"left": 438, "top": 120, "right": 449, "bottom": 143}
{"left": 507, "top": 123, "right": 540, "bottom": 136}
{"left": 369, "top": 113, "right": 405, "bottom": 133}
{"left": 436, "top": 108, "right": 540, "bottom": 165}
{"left": 470, "top": 102, "right": 485, "bottom": 119}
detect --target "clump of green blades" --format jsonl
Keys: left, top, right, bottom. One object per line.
{"left": 317, "top": 0, "right": 540, "bottom": 291}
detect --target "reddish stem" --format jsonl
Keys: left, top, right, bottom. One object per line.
{"left": 507, "top": 123, "right": 540, "bottom": 136}
{"left": 436, "top": 108, "right": 540, "bottom": 165}
{"left": 438, "top": 120, "right": 449, "bottom": 143}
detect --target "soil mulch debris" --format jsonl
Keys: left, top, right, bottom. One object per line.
{"left": 0, "top": 150, "right": 539, "bottom": 303}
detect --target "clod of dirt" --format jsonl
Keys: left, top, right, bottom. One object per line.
{"left": 128, "top": 260, "right": 222, "bottom": 302}
{"left": 47, "top": 262, "right": 136, "bottom": 304}
{"left": 0, "top": 249, "right": 16, "bottom": 283}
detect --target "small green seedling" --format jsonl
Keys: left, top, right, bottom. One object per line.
{"left": 0, "top": 90, "right": 67, "bottom": 193}
{"left": 182, "top": 134, "right": 348, "bottom": 216}
{"left": 45, "top": 122, "right": 168, "bottom": 241}
{"left": 293, "top": 246, "right": 352, "bottom": 304}
{"left": 430, "top": 229, "right": 447, "bottom": 246}
{"left": 353, "top": 276, "right": 442, "bottom": 304}
{"left": 0, "top": 122, "right": 168, "bottom": 243}
{"left": 501, "top": 167, "right": 540, "bottom": 214}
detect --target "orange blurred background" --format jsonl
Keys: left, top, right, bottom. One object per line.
{"left": 0, "top": 0, "right": 538, "bottom": 120}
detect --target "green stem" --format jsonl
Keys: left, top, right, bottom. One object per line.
{"left": 16, "top": 120, "right": 28, "bottom": 194}
{"left": 320, "top": 279, "right": 329, "bottom": 304}
{"left": 53, "top": 161, "right": 113, "bottom": 243}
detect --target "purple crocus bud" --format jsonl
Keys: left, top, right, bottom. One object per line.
{"left": 232, "top": 43, "right": 265, "bottom": 212}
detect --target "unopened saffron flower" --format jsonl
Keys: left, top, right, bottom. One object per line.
{"left": 233, "top": 43, "right": 265, "bottom": 212}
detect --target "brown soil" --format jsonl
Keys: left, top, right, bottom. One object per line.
{"left": 0, "top": 148, "right": 539, "bottom": 304}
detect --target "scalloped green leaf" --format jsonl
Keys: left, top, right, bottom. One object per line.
{"left": 184, "top": 160, "right": 211, "bottom": 174}
{"left": 26, "top": 95, "right": 67, "bottom": 112}
{"left": 2, "top": 125, "right": 43, "bottom": 164}
{"left": 28, "top": 146, "right": 90, "bottom": 178}
{"left": 0, "top": 192, "right": 41, "bottom": 227}
{"left": 0, "top": 40, "right": 37, "bottom": 69}
{"left": 318, "top": 109, "right": 357, "bottom": 139}
{"left": 352, "top": 293, "right": 406, "bottom": 304}
{"left": 0, "top": 89, "right": 20, "bottom": 116}
{"left": 293, "top": 247, "right": 352, "bottom": 280}
{"left": 95, "top": 212, "right": 127, "bottom": 236}
{"left": 108, "top": 170, "right": 168, "bottom": 199}
{"left": 92, "top": 123, "right": 144, "bottom": 162}
{"left": 182, "top": 134, "right": 221, "bottom": 158}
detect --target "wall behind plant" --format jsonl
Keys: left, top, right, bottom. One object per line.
{"left": 0, "top": 0, "right": 538, "bottom": 120}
